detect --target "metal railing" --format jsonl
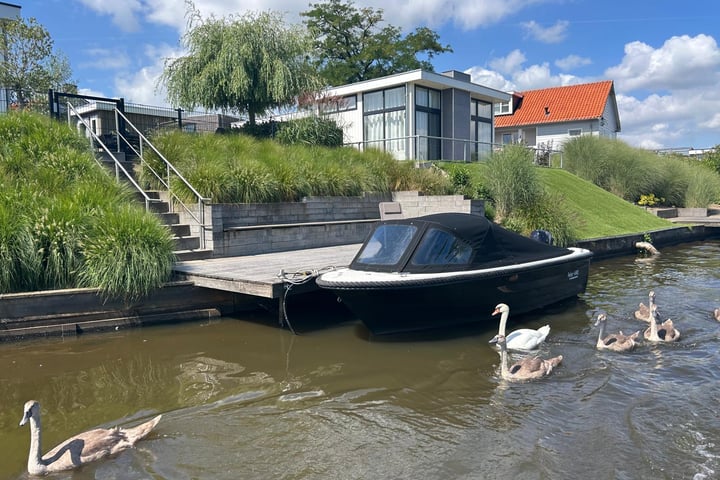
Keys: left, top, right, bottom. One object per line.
{"left": 345, "top": 134, "right": 563, "bottom": 166}
{"left": 66, "top": 102, "right": 210, "bottom": 250}
{"left": 66, "top": 102, "right": 157, "bottom": 211}
{"left": 113, "top": 107, "right": 211, "bottom": 250}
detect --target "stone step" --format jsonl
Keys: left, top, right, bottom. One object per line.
{"left": 168, "top": 224, "right": 191, "bottom": 237}
{"left": 156, "top": 212, "right": 180, "bottom": 225}
{"left": 174, "top": 249, "right": 213, "bottom": 261}
{"left": 174, "top": 235, "right": 200, "bottom": 251}
{"left": 147, "top": 199, "right": 170, "bottom": 214}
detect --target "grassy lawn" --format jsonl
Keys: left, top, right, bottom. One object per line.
{"left": 537, "top": 168, "right": 674, "bottom": 239}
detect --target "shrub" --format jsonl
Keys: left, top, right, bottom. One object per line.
{"left": 275, "top": 116, "right": 343, "bottom": 147}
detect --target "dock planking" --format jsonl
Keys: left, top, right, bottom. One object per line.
{"left": 172, "top": 243, "right": 362, "bottom": 299}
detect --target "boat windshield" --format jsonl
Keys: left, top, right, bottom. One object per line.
{"left": 355, "top": 224, "right": 417, "bottom": 266}
{"left": 410, "top": 227, "right": 472, "bottom": 266}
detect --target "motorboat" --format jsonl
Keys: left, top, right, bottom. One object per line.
{"left": 315, "top": 212, "right": 593, "bottom": 335}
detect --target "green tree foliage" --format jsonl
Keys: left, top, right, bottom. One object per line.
{"left": 161, "top": 3, "right": 321, "bottom": 126}
{"left": 0, "top": 16, "right": 74, "bottom": 109}
{"left": 700, "top": 145, "right": 720, "bottom": 174}
{"left": 302, "top": 0, "right": 452, "bottom": 85}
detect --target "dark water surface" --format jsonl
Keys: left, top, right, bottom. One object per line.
{"left": 2, "top": 241, "right": 720, "bottom": 479}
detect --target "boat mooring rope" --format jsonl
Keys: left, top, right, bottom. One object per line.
{"left": 277, "top": 266, "right": 338, "bottom": 335}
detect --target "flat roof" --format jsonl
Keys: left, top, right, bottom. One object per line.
{"left": 326, "top": 69, "right": 511, "bottom": 104}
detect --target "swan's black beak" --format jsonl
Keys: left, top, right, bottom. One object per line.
{"left": 488, "top": 335, "right": 500, "bottom": 344}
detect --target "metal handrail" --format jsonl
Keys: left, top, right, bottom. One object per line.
{"left": 112, "top": 108, "right": 211, "bottom": 250}
{"left": 66, "top": 102, "right": 157, "bottom": 211}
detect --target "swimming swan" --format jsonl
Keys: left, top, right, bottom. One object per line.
{"left": 492, "top": 303, "right": 550, "bottom": 351}
{"left": 489, "top": 334, "right": 562, "bottom": 381}
{"left": 19, "top": 400, "right": 161, "bottom": 475}
{"left": 634, "top": 290, "right": 656, "bottom": 322}
{"left": 714, "top": 308, "right": 720, "bottom": 321}
{"left": 594, "top": 313, "right": 640, "bottom": 352}
{"left": 644, "top": 304, "right": 680, "bottom": 343}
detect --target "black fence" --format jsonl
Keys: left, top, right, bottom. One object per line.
{"left": 0, "top": 87, "right": 243, "bottom": 148}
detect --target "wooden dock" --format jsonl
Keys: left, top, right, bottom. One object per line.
{"left": 172, "top": 243, "right": 362, "bottom": 300}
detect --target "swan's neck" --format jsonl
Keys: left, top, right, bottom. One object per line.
{"left": 649, "top": 313, "right": 659, "bottom": 341}
{"left": 499, "top": 345, "right": 510, "bottom": 379}
{"left": 596, "top": 321, "right": 606, "bottom": 346}
{"left": 497, "top": 311, "right": 508, "bottom": 336}
{"left": 27, "top": 415, "right": 46, "bottom": 474}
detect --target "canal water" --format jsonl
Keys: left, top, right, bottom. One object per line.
{"left": 2, "top": 240, "right": 720, "bottom": 479}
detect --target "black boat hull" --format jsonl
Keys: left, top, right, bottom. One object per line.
{"left": 317, "top": 253, "right": 591, "bottom": 335}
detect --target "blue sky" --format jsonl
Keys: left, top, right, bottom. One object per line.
{"left": 14, "top": 0, "right": 720, "bottom": 150}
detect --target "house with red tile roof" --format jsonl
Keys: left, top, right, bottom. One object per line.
{"left": 494, "top": 80, "right": 620, "bottom": 151}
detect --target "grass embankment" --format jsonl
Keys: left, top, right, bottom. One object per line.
{"left": 537, "top": 168, "right": 673, "bottom": 239}
{"left": 0, "top": 112, "right": 175, "bottom": 299}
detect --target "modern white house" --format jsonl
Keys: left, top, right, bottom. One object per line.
{"left": 0, "top": 1, "right": 22, "bottom": 114}
{"left": 494, "top": 80, "right": 621, "bottom": 150}
{"left": 316, "top": 69, "right": 511, "bottom": 162}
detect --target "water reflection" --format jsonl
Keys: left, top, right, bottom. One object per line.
{"left": 2, "top": 241, "right": 720, "bottom": 479}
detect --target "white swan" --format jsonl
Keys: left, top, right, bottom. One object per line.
{"left": 634, "top": 290, "right": 656, "bottom": 322}
{"left": 491, "top": 303, "right": 550, "bottom": 351}
{"left": 489, "top": 334, "right": 562, "bottom": 382}
{"left": 594, "top": 313, "right": 640, "bottom": 352}
{"left": 714, "top": 308, "right": 720, "bottom": 321}
{"left": 644, "top": 304, "right": 680, "bottom": 343}
{"left": 19, "top": 400, "right": 162, "bottom": 475}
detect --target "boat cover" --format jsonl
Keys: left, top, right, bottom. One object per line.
{"left": 350, "top": 212, "right": 574, "bottom": 273}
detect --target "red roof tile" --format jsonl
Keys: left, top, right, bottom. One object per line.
{"left": 494, "top": 80, "right": 614, "bottom": 128}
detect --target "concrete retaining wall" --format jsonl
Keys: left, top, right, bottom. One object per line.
{"left": 576, "top": 225, "right": 720, "bottom": 259}
{"left": 179, "top": 192, "right": 485, "bottom": 258}
{"left": 0, "top": 282, "right": 251, "bottom": 342}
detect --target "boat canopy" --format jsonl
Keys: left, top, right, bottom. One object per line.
{"left": 350, "top": 212, "right": 573, "bottom": 273}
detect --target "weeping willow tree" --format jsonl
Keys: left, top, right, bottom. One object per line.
{"left": 161, "top": 2, "right": 322, "bottom": 126}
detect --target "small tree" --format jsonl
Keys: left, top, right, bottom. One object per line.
{"left": 0, "top": 16, "right": 74, "bottom": 110}
{"left": 302, "top": 0, "right": 452, "bottom": 85}
{"left": 161, "top": 3, "right": 321, "bottom": 126}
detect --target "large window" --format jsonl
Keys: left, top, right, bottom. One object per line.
{"left": 363, "top": 87, "right": 407, "bottom": 159}
{"left": 471, "top": 99, "right": 493, "bottom": 159}
{"left": 321, "top": 95, "right": 357, "bottom": 114}
{"left": 415, "top": 86, "right": 441, "bottom": 161}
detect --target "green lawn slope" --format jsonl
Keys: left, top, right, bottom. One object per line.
{"left": 537, "top": 168, "right": 674, "bottom": 239}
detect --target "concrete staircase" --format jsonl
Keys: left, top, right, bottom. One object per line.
{"left": 141, "top": 190, "right": 212, "bottom": 262}
{"left": 100, "top": 152, "right": 212, "bottom": 261}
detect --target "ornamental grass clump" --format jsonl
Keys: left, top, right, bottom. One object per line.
{"left": 484, "top": 144, "right": 543, "bottom": 222}
{"left": 0, "top": 112, "right": 175, "bottom": 297}
{"left": 79, "top": 205, "right": 176, "bottom": 301}
{"left": 145, "top": 129, "right": 452, "bottom": 203}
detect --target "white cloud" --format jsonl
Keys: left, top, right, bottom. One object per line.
{"left": 521, "top": 20, "right": 569, "bottom": 44}
{"left": 79, "top": 48, "right": 131, "bottom": 70}
{"left": 113, "top": 43, "right": 181, "bottom": 106}
{"left": 464, "top": 66, "right": 515, "bottom": 91}
{"left": 606, "top": 34, "right": 720, "bottom": 92}
{"left": 471, "top": 50, "right": 584, "bottom": 91}
{"left": 488, "top": 49, "right": 526, "bottom": 75}
{"left": 78, "top": 0, "right": 555, "bottom": 34}
{"left": 76, "top": 0, "right": 144, "bottom": 32}
{"left": 555, "top": 54, "right": 591, "bottom": 71}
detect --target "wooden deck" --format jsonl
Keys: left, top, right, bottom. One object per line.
{"left": 172, "top": 243, "right": 362, "bottom": 299}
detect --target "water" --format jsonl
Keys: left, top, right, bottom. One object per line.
{"left": 2, "top": 241, "right": 720, "bottom": 479}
